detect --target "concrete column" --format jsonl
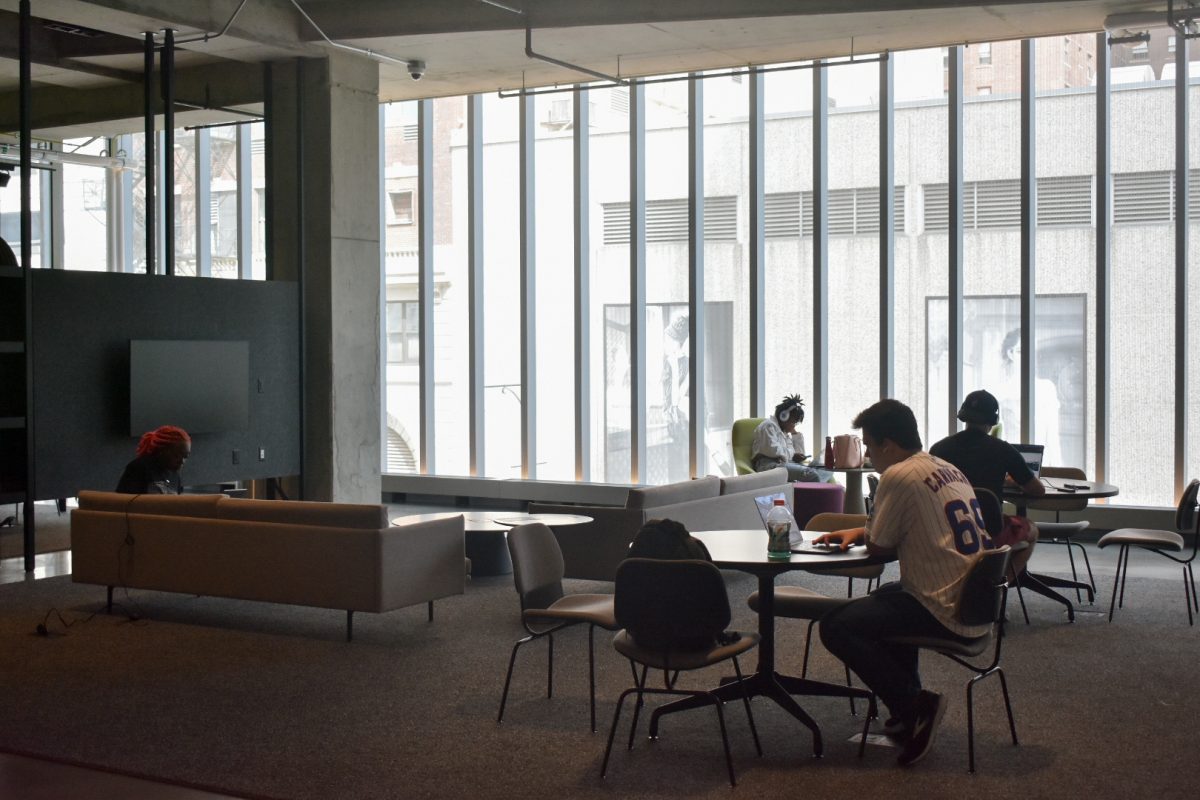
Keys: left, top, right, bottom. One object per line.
{"left": 266, "top": 53, "right": 381, "bottom": 504}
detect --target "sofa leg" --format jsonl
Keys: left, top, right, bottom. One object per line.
{"left": 106, "top": 586, "right": 113, "bottom": 613}
{"left": 346, "top": 610, "right": 354, "bottom": 642}
{"left": 428, "top": 600, "right": 434, "bottom": 622}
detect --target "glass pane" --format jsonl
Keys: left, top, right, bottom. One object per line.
{"left": 591, "top": 84, "right": 632, "bottom": 482}
{"left": 1109, "top": 28, "right": 1176, "bottom": 506}
{"left": 173, "top": 132, "right": 197, "bottom": 276}
{"left": 764, "top": 63, "right": 814, "bottom": 465}
{"left": 643, "top": 76, "right": 690, "bottom": 484}
{"left": 894, "top": 47, "right": 949, "bottom": 446}
{"left": 1191, "top": 48, "right": 1200, "bottom": 492}
{"left": 534, "top": 92, "right": 577, "bottom": 480}
{"left": 383, "top": 101, "right": 422, "bottom": 474}
{"left": 209, "top": 126, "right": 239, "bottom": 279}
{"left": 958, "top": 40, "right": 1021, "bottom": 451}
{"left": 703, "top": 71, "right": 749, "bottom": 478}
{"left": 1035, "top": 34, "right": 1097, "bottom": 476}
{"left": 431, "top": 96, "right": 471, "bottom": 476}
{"left": 250, "top": 122, "right": 266, "bottom": 280}
{"left": 61, "top": 137, "right": 108, "bottom": 271}
{"left": 482, "top": 93, "right": 523, "bottom": 478}
{"left": 0, "top": 163, "right": 47, "bottom": 267}
{"left": 826, "top": 58, "right": 882, "bottom": 446}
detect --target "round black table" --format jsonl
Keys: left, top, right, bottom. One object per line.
{"left": 1003, "top": 480, "right": 1119, "bottom": 621}
{"left": 649, "top": 529, "right": 887, "bottom": 757}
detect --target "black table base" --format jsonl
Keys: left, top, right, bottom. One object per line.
{"left": 1015, "top": 569, "right": 1094, "bottom": 622}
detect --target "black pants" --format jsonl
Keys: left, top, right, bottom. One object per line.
{"left": 819, "top": 582, "right": 963, "bottom": 725}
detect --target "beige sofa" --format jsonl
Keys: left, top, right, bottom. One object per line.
{"left": 71, "top": 491, "right": 465, "bottom": 640}
{"left": 529, "top": 468, "right": 793, "bottom": 581}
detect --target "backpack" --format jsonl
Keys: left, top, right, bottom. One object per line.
{"left": 627, "top": 518, "right": 712, "bottom": 561}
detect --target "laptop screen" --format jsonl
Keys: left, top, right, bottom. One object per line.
{"left": 1011, "top": 443, "right": 1045, "bottom": 478}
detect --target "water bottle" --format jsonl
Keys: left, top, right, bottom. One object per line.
{"left": 824, "top": 436, "right": 835, "bottom": 469}
{"left": 766, "top": 498, "right": 793, "bottom": 559}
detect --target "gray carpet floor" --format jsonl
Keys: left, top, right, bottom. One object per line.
{"left": 0, "top": 562, "right": 1196, "bottom": 800}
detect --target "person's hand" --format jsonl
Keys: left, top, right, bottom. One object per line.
{"left": 812, "top": 527, "right": 866, "bottom": 551}
{"left": 792, "top": 454, "right": 805, "bottom": 464}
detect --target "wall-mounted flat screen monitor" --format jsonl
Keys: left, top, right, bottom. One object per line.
{"left": 130, "top": 339, "right": 249, "bottom": 435}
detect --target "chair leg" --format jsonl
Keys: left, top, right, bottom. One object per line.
{"left": 996, "top": 668, "right": 1019, "bottom": 746}
{"left": 800, "top": 619, "right": 816, "bottom": 678}
{"left": 731, "top": 656, "right": 762, "bottom": 757}
{"left": 1107, "top": 546, "right": 1125, "bottom": 621}
{"left": 857, "top": 692, "right": 876, "bottom": 758}
{"left": 1072, "top": 539, "right": 1097, "bottom": 594}
{"left": 498, "top": 634, "right": 535, "bottom": 723}
{"left": 1184, "top": 566, "right": 1194, "bottom": 627}
{"left": 844, "top": 664, "right": 857, "bottom": 717}
{"left": 628, "top": 664, "right": 648, "bottom": 750}
{"left": 966, "top": 672, "right": 979, "bottom": 773}
{"left": 588, "top": 625, "right": 597, "bottom": 733}
{"left": 710, "top": 692, "right": 737, "bottom": 787}
{"left": 1118, "top": 547, "right": 1131, "bottom": 609}
{"left": 427, "top": 600, "right": 434, "bottom": 622}
{"left": 546, "top": 633, "right": 554, "bottom": 698}
{"left": 1185, "top": 563, "right": 1195, "bottom": 614}
{"left": 601, "top": 687, "right": 637, "bottom": 779}
{"left": 1015, "top": 581, "right": 1030, "bottom": 625}
{"left": 1064, "top": 542, "right": 1082, "bottom": 602}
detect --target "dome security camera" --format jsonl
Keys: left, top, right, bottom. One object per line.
{"left": 407, "top": 60, "right": 426, "bottom": 81}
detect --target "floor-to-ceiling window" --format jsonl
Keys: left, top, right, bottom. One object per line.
{"left": 894, "top": 48, "right": 950, "bottom": 444}
{"left": 1034, "top": 34, "right": 1098, "bottom": 477}
{"left": 1109, "top": 28, "right": 1177, "bottom": 506}
{"left": 826, "top": 58, "right": 883, "bottom": 437}
{"left": 763, "top": 63, "right": 815, "bottom": 454}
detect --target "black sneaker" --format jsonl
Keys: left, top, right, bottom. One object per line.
{"left": 896, "top": 691, "right": 946, "bottom": 766}
{"left": 882, "top": 716, "right": 908, "bottom": 738}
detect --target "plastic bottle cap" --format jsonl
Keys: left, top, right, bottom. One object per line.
{"left": 773, "top": 498, "right": 786, "bottom": 505}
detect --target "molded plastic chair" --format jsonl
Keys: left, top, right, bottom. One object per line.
{"left": 1024, "top": 466, "right": 1094, "bottom": 601}
{"left": 601, "top": 558, "right": 761, "bottom": 787}
{"left": 746, "top": 512, "right": 883, "bottom": 712}
{"left": 1098, "top": 479, "right": 1200, "bottom": 625}
{"left": 731, "top": 418, "right": 765, "bottom": 475}
{"left": 882, "top": 546, "right": 1018, "bottom": 773}
{"left": 497, "top": 523, "right": 622, "bottom": 731}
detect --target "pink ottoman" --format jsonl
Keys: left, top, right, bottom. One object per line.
{"left": 792, "top": 481, "right": 846, "bottom": 529}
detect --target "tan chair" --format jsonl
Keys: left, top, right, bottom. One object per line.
{"left": 746, "top": 512, "right": 883, "bottom": 711}
{"left": 882, "top": 546, "right": 1018, "bottom": 773}
{"left": 1098, "top": 479, "right": 1200, "bottom": 626}
{"left": 1024, "top": 466, "right": 1094, "bottom": 601}
{"left": 601, "top": 558, "right": 761, "bottom": 787}
{"left": 497, "top": 523, "right": 622, "bottom": 732}
{"left": 731, "top": 418, "right": 765, "bottom": 475}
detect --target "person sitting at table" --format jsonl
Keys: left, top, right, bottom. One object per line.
{"left": 813, "top": 398, "right": 994, "bottom": 767}
{"left": 930, "top": 389, "right": 1045, "bottom": 577}
{"left": 751, "top": 394, "right": 822, "bottom": 482}
{"left": 116, "top": 425, "right": 191, "bottom": 494}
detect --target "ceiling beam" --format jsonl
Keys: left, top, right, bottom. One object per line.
{"left": 0, "top": 57, "right": 266, "bottom": 133}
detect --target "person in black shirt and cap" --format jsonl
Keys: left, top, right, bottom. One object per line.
{"left": 929, "top": 389, "right": 1045, "bottom": 575}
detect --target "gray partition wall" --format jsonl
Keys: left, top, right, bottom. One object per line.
{"left": 31, "top": 270, "right": 300, "bottom": 498}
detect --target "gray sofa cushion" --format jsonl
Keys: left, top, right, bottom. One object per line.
{"left": 625, "top": 475, "right": 721, "bottom": 510}
{"left": 719, "top": 468, "right": 789, "bottom": 496}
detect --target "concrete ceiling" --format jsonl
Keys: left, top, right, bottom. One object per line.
{"left": 0, "top": 0, "right": 1175, "bottom": 138}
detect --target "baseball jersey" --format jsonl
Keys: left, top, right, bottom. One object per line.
{"left": 866, "top": 451, "right": 993, "bottom": 637}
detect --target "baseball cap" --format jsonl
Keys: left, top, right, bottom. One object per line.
{"left": 958, "top": 390, "right": 1000, "bottom": 425}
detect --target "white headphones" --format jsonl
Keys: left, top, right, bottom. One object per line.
{"left": 779, "top": 407, "right": 792, "bottom": 422}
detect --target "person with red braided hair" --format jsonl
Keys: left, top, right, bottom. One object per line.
{"left": 116, "top": 426, "right": 191, "bottom": 494}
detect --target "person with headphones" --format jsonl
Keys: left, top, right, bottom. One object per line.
{"left": 930, "top": 389, "right": 1045, "bottom": 575}
{"left": 751, "top": 394, "right": 823, "bottom": 482}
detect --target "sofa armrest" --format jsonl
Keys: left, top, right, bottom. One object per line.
{"left": 380, "top": 516, "right": 466, "bottom": 611}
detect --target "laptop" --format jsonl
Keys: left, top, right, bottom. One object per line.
{"left": 754, "top": 493, "right": 856, "bottom": 553}
{"left": 1011, "top": 443, "right": 1045, "bottom": 478}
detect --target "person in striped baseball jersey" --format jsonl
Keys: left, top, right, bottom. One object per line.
{"left": 814, "top": 399, "right": 994, "bottom": 767}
